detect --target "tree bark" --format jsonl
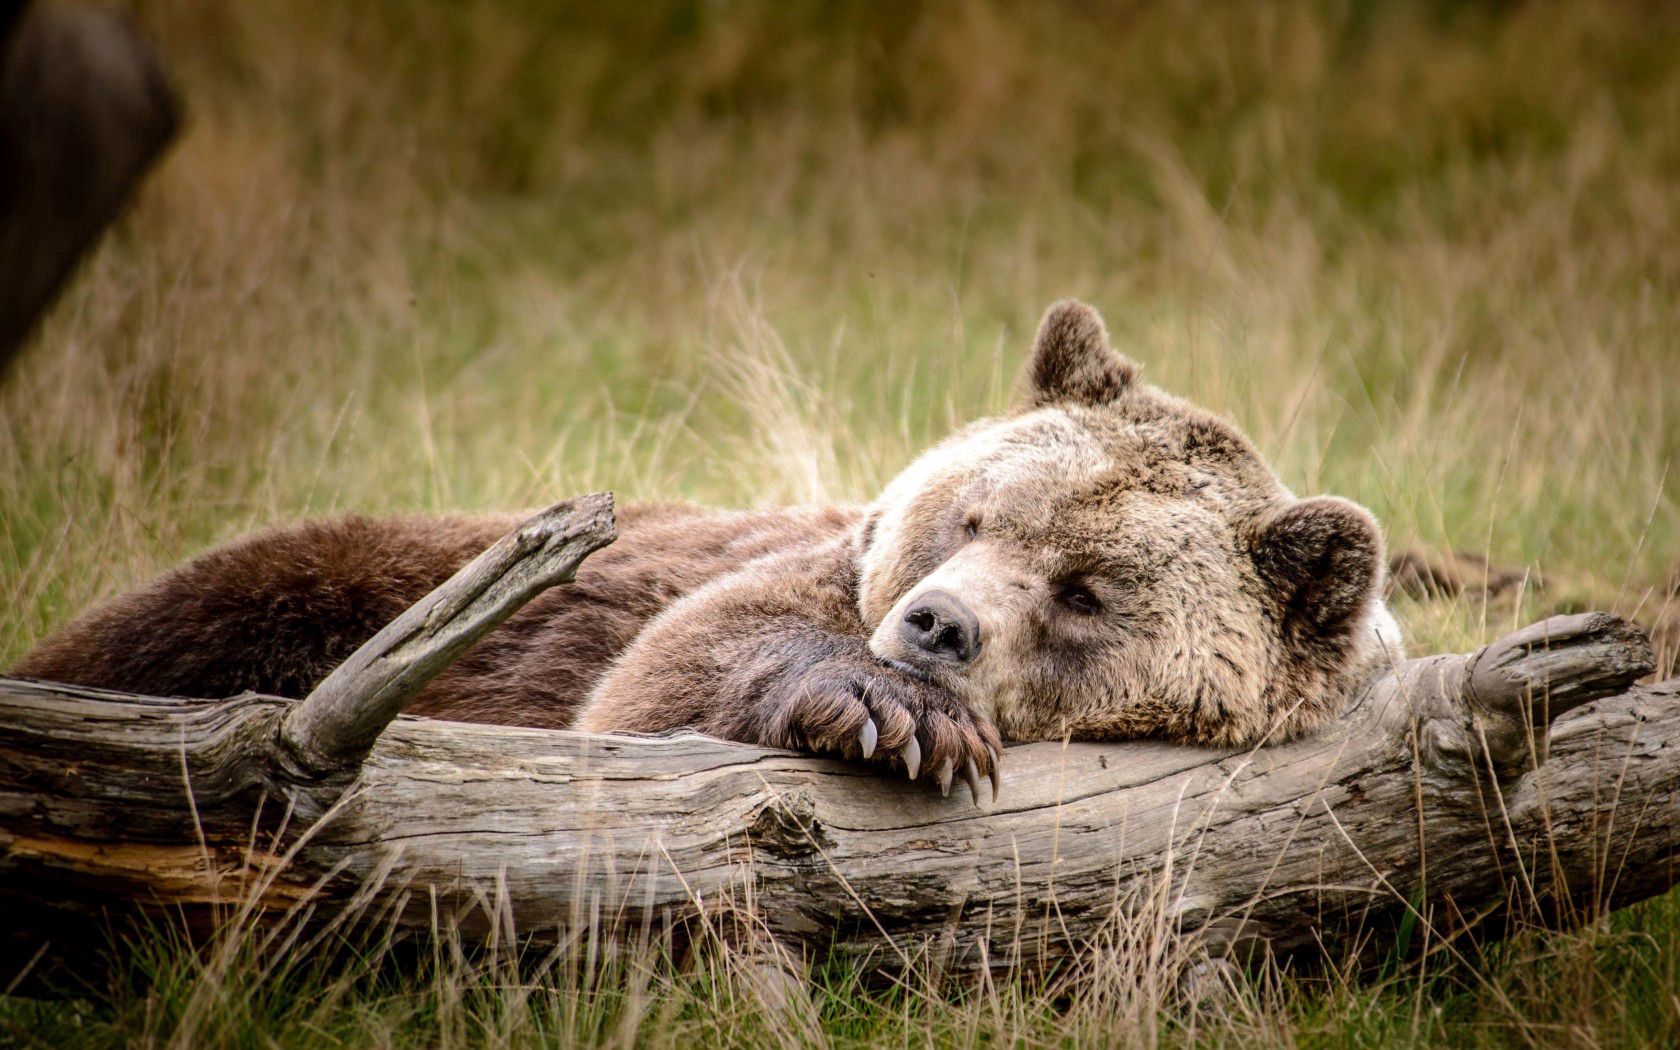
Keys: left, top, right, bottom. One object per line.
{"left": 0, "top": 493, "right": 1673, "bottom": 990}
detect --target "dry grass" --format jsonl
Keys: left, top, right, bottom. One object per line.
{"left": 1, "top": 0, "right": 1677, "bottom": 1045}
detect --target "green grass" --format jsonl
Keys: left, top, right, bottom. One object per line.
{"left": 2, "top": 0, "right": 1678, "bottom": 1044}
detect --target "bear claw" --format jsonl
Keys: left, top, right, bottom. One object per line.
{"left": 859, "top": 718, "right": 878, "bottom": 760}
{"left": 937, "top": 758, "right": 955, "bottom": 797}
{"left": 902, "top": 736, "right": 922, "bottom": 779}
{"left": 987, "top": 747, "right": 1002, "bottom": 802}
{"left": 963, "top": 758, "right": 985, "bottom": 807}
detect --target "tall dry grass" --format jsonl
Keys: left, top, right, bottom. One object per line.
{"left": 1, "top": 0, "right": 1677, "bottom": 1045}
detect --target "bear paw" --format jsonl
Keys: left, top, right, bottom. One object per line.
{"left": 765, "top": 660, "right": 1002, "bottom": 805}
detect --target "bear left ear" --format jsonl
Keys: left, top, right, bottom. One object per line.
{"left": 1249, "top": 497, "right": 1384, "bottom": 641}
{"left": 1017, "top": 300, "right": 1137, "bottom": 409}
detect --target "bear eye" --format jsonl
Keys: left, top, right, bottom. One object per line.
{"left": 1055, "top": 583, "right": 1103, "bottom": 616}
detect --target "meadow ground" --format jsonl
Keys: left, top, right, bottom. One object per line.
{"left": 1, "top": 1, "right": 1677, "bottom": 1045}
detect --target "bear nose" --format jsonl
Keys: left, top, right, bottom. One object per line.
{"left": 900, "top": 590, "right": 981, "bottom": 663}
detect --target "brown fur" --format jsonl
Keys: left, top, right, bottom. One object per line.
{"left": 15, "top": 301, "right": 1398, "bottom": 786}
{"left": 17, "top": 504, "right": 862, "bottom": 729}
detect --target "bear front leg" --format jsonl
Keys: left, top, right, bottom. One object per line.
{"left": 576, "top": 543, "right": 1002, "bottom": 802}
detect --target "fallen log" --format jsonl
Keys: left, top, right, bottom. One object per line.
{"left": 0, "top": 491, "right": 1674, "bottom": 991}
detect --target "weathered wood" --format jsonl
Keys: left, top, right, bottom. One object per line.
{"left": 279, "top": 492, "right": 617, "bottom": 775}
{"left": 0, "top": 610, "right": 1671, "bottom": 984}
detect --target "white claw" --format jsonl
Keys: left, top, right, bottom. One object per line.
{"left": 964, "top": 758, "right": 984, "bottom": 807}
{"left": 988, "top": 746, "right": 1003, "bottom": 803}
{"left": 903, "top": 737, "right": 922, "bottom": 780}
{"left": 937, "top": 758, "right": 955, "bottom": 797}
{"left": 859, "top": 718, "right": 878, "bottom": 760}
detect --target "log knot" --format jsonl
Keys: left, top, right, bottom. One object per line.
{"left": 744, "top": 788, "right": 828, "bottom": 861}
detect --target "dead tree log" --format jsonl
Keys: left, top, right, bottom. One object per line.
{"left": 0, "top": 491, "right": 1674, "bottom": 990}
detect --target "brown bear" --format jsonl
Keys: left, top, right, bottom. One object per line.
{"left": 14, "top": 301, "right": 1401, "bottom": 798}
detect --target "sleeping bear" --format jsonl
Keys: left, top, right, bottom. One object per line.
{"left": 15, "top": 301, "right": 1402, "bottom": 798}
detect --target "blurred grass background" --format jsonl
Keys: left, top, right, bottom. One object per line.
{"left": 1, "top": 0, "right": 1677, "bottom": 1045}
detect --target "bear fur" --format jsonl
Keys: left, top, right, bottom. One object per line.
{"left": 14, "top": 301, "right": 1401, "bottom": 788}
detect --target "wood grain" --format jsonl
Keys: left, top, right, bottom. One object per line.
{"left": 1, "top": 616, "right": 1670, "bottom": 981}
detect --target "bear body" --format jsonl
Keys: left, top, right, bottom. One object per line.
{"left": 15, "top": 302, "right": 1401, "bottom": 788}
{"left": 15, "top": 502, "right": 862, "bottom": 730}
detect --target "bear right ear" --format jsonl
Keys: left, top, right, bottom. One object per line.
{"left": 1249, "top": 496, "right": 1384, "bottom": 644}
{"left": 1017, "top": 300, "right": 1137, "bottom": 409}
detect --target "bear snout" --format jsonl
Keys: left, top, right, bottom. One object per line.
{"left": 899, "top": 589, "right": 982, "bottom": 664}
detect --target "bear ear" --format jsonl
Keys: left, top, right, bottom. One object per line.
{"left": 1017, "top": 300, "right": 1137, "bottom": 409}
{"left": 1249, "top": 497, "right": 1384, "bottom": 642}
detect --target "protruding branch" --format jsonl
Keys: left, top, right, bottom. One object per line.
{"left": 278, "top": 492, "right": 617, "bottom": 775}
{"left": 1418, "top": 612, "right": 1654, "bottom": 780}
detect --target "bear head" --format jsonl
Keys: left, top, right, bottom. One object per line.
{"left": 857, "top": 300, "right": 1401, "bottom": 747}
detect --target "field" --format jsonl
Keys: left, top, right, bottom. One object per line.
{"left": 2, "top": 0, "right": 1678, "bottom": 1045}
